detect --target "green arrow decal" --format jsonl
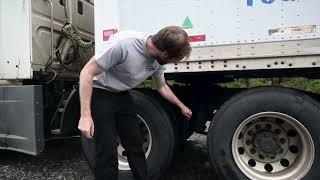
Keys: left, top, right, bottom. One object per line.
{"left": 182, "top": 16, "right": 193, "bottom": 29}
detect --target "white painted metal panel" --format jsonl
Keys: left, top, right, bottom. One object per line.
{"left": 96, "top": 0, "right": 319, "bottom": 45}
{"left": 0, "top": 0, "right": 32, "bottom": 79}
{"left": 95, "top": 0, "right": 320, "bottom": 73}
{"left": 94, "top": 0, "right": 120, "bottom": 57}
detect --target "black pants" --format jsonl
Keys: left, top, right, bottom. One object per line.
{"left": 91, "top": 88, "right": 148, "bottom": 180}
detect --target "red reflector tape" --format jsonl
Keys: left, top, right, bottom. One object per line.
{"left": 103, "top": 29, "right": 118, "bottom": 41}
{"left": 188, "top": 35, "right": 206, "bottom": 42}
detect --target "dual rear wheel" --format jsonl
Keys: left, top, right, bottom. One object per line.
{"left": 208, "top": 87, "right": 319, "bottom": 180}
{"left": 81, "top": 87, "right": 320, "bottom": 179}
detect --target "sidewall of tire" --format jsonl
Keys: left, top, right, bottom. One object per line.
{"left": 137, "top": 89, "right": 189, "bottom": 152}
{"left": 208, "top": 87, "right": 320, "bottom": 180}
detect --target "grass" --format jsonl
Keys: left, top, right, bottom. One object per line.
{"left": 220, "top": 78, "right": 320, "bottom": 94}
{"left": 139, "top": 77, "right": 320, "bottom": 95}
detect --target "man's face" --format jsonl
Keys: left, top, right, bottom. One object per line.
{"left": 154, "top": 52, "right": 168, "bottom": 65}
{"left": 154, "top": 51, "right": 181, "bottom": 65}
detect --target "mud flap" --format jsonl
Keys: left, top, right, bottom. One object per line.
{"left": 0, "top": 85, "right": 44, "bottom": 155}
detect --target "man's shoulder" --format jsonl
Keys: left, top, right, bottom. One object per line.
{"left": 96, "top": 30, "right": 150, "bottom": 58}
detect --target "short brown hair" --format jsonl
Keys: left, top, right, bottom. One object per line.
{"left": 152, "top": 26, "right": 191, "bottom": 60}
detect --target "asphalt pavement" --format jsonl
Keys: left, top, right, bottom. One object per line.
{"left": 0, "top": 134, "right": 216, "bottom": 180}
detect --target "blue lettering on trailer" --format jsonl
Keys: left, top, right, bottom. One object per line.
{"left": 261, "top": 0, "right": 276, "bottom": 4}
{"left": 247, "top": 0, "right": 295, "bottom": 6}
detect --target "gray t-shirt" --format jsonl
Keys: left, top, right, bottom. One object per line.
{"left": 93, "top": 32, "right": 164, "bottom": 92}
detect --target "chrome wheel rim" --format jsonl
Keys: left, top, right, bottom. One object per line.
{"left": 232, "top": 112, "right": 314, "bottom": 180}
{"left": 118, "top": 114, "right": 152, "bottom": 171}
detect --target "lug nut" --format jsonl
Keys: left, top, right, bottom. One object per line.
{"left": 279, "top": 148, "right": 283, "bottom": 153}
{"left": 250, "top": 148, "right": 256, "bottom": 154}
{"left": 246, "top": 140, "right": 252, "bottom": 145}
{"left": 259, "top": 154, "right": 265, "bottom": 159}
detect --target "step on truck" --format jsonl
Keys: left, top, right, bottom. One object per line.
{"left": 1, "top": 0, "right": 320, "bottom": 180}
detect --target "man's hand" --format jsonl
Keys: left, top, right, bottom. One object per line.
{"left": 154, "top": 78, "right": 193, "bottom": 120}
{"left": 78, "top": 116, "right": 95, "bottom": 138}
{"left": 181, "top": 105, "right": 192, "bottom": 120}
{"left": 78, "top": 56, "right": 104, "bottom": 139}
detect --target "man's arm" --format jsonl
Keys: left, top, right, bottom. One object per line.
{"left": 153, "top": 78, "right": 192, "bottom": 119}
{"left": 78, "top": 56, "right": 104, "bottom": 138}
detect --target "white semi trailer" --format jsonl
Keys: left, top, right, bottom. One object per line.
{"left": 1, "top": 0, "right": 320, "bottom": 180}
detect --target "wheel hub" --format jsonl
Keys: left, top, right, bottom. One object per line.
{"left": 242, "top": 120, "right": 288, "bottom": 163}
{"left": 232, "top": 112, "right": 315, "bottom": 180}
{"left": 254, "top": 130, "right": 281, "bottom": 155}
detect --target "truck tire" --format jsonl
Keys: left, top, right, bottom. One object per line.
{"left": 81, "top": 91, "right": 175, "bottom": 180}
{"left": 137, "top": 88, "right": 190, "bottom": 151}
{"left": 207, "top": 87, "right": 319, "bottom": 180}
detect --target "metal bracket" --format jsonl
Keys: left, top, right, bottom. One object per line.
{"left": 44, "top": 0, "right": 54, "bottom": 66}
